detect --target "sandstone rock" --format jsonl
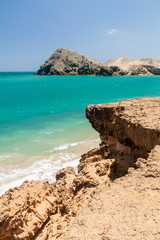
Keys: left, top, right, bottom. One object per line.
{"left": 0, "top": 181, "right": 55, "bottom": 240}
{"left": 56, "top": 167, "right": 76, "bottom": 181}
{"left": 1, "top": 97, "right": 160, "bottom": 239}
{"left": 86, "top": 97, "right": 160, "bottom": 152}
{"left": 59, "top": 146, "right": 160, "bottom": 240}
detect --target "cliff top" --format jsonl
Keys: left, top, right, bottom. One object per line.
{"left": 87, "top": 97, "right": 160, "bottom": 129}
{"left": 87, "top": 97, "right": 160, "bottom": 152}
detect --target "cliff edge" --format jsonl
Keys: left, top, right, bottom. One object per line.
{"left": 0, "top": 97, "right": 160, "bottom": 239}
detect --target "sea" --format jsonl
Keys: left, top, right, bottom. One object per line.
{"left": 1, "top": 72, "right": 160, "bottom": 196}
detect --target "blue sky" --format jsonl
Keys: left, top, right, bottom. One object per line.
{"left": 1, "top": 0, "right": 160, "bottom": 71}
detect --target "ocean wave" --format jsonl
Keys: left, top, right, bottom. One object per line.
{"left": 44, "top": 138, "right": 99, "bottom": 154}
{"left": 0, "top": 137, "right": 100, "bottom": 196}
{"left": 45, "top": 142, "right": 78, "bottom": 153}
{"left": 40, "top": 129, "right": 53, "bottom": 135}
{"left": 0, "top": 155, "right": 11, "bottom": 161}
{"left": 0, "top": 153, "right": 79, "bottom": 196}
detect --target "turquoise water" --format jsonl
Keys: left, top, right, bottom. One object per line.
{"left": 1, "top": 72, "right": 160, "bottom": 194}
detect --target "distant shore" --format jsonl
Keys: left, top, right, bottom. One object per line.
{"left": 37, "top": 48, "right": 160, "bottom": 76}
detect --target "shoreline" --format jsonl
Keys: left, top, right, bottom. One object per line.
{"left": 0, "top": 138, "right": 100, "bottom": 196}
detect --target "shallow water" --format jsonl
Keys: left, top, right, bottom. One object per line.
{"left": 1, "top": 73, "right": 160, "bottom": 195}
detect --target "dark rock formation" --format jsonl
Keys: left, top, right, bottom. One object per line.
{"left": 37, "top": 48, "right": 112, "bottom": 76}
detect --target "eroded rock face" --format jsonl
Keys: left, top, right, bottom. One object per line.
{"left": 59, "top": 146, "right": 160, "bottom": 240}
{"left": 1, "top": 97, "right": 160, "bottom": 239}
{"left": 37, "top": 48, "right": 112, "bottom": 76}
{"left": 86, "top": 97, "right": 160, "bottom": 151}
{"left": 0, "top": 181, "right": 55, "bottom": 240}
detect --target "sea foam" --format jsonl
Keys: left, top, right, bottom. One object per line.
{"left": 45, "top": 142, "right": 78, "bottom": 153}
{"left": 0, "top": 153, "right": 79, "bottom": 196}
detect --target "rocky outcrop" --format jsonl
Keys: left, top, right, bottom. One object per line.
{"left": 0, "top": 181, "right": 55, "bottom": 240}
{"left": 37, "top": 49, "right": 160, "bottom": 76}
{"left": 105, "top": 56, "right": 160, "bottom": 76}
{"left": 37, "top": 48, "right": 112, "bottom": 76}
{"left": 105, "top": 56, "right": 160, "bottom": 68}
{"left": 59, "top": 145, "right": 160, "bottom": 240}
{"left": 1, "top": 97, "right": 160, "bottom": 239}
{"left": 86, "top": 97, "right": 160, "bottom": 151}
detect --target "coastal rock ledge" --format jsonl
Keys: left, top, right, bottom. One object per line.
{"left": 1, "top": 97, "right": 160, "bottom": 239}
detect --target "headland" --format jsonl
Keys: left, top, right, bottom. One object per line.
{"left": 0, "top": 97, "right": 160, "bottom": 239}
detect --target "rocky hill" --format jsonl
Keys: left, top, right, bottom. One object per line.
{"left": 105, "top": 56, "right": 160, "bottom": 76}
{"left": 0, "top": 97, "right": 160, "bottom": 239}
{"left": 37, "top": 48, "right": 112, "bottom": 76}
{"left": 105, "top": 56, "right": 160, "bottom": 68}
{"left": 37, "top": 48, "right": 160, "bottom": 76}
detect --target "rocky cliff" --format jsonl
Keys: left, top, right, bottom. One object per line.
{"left": 37, "top": 49, "right": 160, "bottom": 76}
{"left": 37, "top": 48, "right": 112, "bottom": 76}
{"left": 0, "top": 97, "right": 160, "bottom": 239}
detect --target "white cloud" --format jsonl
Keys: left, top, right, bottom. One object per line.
{"left": 108, "top": 29, "right": 117, "bottom": 35}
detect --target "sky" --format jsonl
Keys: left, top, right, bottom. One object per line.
{"left": 1, "top": 0, "right": 160, "bottom": 71}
